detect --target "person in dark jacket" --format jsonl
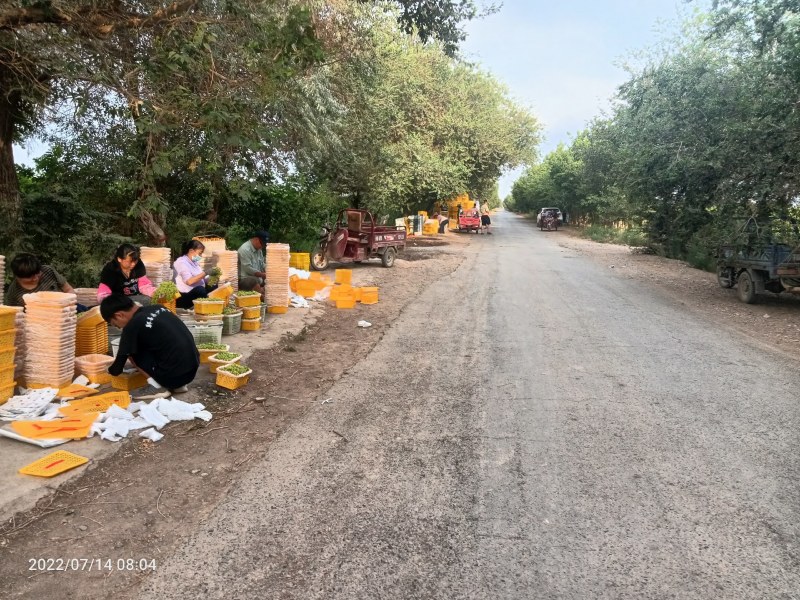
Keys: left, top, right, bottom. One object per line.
{"left": 101, "top": 294, "right": 200, "bottom": 398}
{"left": 97, "top": 244, "right": 155, "bottom": 305}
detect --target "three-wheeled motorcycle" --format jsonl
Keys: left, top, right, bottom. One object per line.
{"left": 311, "top": 209, "right": 407, "bottom": 271}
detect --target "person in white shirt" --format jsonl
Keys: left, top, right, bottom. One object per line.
{"left": 174, "top": 240, "right": 215, "bottom": 309}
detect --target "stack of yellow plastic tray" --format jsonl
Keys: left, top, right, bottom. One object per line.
{"left": 139, "top": 247, "right": 172, "bottom": 287}
{"left": 76, "top": 307, "right": 109, "bottom": 356}
{"left": 212, "top": 250, "right": 239, "bottom": 293}
{"left": 265, "top": 243, "right": 290, "bottom": 312}
{"left": 22, "top": 292, "right": 77, "bottom": 389}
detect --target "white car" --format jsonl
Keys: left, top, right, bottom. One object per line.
{"left": 536, "top": 207, "right": 563, "bottom": 227}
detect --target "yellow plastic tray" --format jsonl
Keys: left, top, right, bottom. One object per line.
{"left": 0, "top": 346, "right": 15, "bottom": 367}
{"left": 12, "top": 414, "right": 97, "bottom": 439}
{"left": 0, "top": 328, "right": 16, "bottom": 348}
{"left": 0, "top": 307, "right": 17, "bottom": 331}
{"left": 86, "top": 372, "right": 112, "bottom": 385}
{"left": 0, "top": 382, "right": 16, "bottom": 405}
{"left": 19, "top": 451, "right": 89, "bottom": 477}
{"left": 59, "top": 391, "right": 130, "bottom": 415}
{"left": 57, "top": 384, "right": 99, "bottom": 400}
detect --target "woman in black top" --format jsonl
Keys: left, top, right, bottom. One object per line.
{"left": 97, "top": 244, "right": 155, "bottom": 305}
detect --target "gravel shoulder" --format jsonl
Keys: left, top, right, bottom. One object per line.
{"left": 556, "top": 227, "right": 800, "bottom": 360}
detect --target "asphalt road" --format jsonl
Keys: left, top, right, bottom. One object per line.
{"left": 137, "top": 212, "right": 800, "bottom": 599}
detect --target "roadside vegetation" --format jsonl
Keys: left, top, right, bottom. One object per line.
{"left": 507, "top": 0, "right": 800, "bottom": 269}
{"left": 1, "top": 0, "right": 540, "bottom": 285}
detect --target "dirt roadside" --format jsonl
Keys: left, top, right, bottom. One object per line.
{"left": 0, "top": 233, "right": 470, "bottom": 600}
{"left": 1, "top": 223, "right": 799, "bottom": 598}
{"left": 555, "top": 227, "right": 800, "bottom": 360}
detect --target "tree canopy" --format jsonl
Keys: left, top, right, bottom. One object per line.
{"left": 508, "top": 0, "right": 800, "bottom": 265}
{"left": 2, "top": 0, "right": 539, "bottom": 285}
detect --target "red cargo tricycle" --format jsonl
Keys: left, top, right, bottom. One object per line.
{"left": 311, "top": 209, "right": 407, "bottom": 270}
{"left": 457, "top": 209, "right": 481, "bottom": 233}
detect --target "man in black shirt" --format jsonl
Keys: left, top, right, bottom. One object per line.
{"left": 101, "top": 294, "right": 200, "bottom": 397}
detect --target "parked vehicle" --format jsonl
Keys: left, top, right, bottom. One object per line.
{"left": 456, "top": 208, "right": 481, "bottom": 233}
{"left": 311, "top": 209, "right": 406, "bottom": 270}
{"left": 537, "top": 208, "right": 562, "bottom": 231}
{"left": 716, "top": 218, "right": 800, "bottom": 303}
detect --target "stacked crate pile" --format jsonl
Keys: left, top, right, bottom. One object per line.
{"left": 139, "top": 247, "right": 172, "bottom": 286}
{"left": 0, "top": 306, "right": 18, "bottom": 403}
{"left": 23, "top": 291, "right": 77, "bottom": 389}
{"left": 213, "top": 250, "right": 239, "bottom": 294}
{"left": 11, "top": 307, "right": 25, "bottom": 387}
{"left": 76, "top": 306, "right": 109, "bottom": 356}
{"left": 265, "top": 243, "right": 290, "bottom": 313}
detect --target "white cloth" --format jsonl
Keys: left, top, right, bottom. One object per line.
{"left": 140, "top": 428, "right": 164, "bottom": 442}
{"left": 139, "top": 402, "right": 169, "bottom": 430}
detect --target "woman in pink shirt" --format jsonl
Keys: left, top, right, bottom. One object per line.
{"left": 174, "top": 240, "right": 216, "bottom": 309}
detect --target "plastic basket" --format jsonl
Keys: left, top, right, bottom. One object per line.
{"left": 185, "top": 321, "right": 224, "bottom": 345}
{"left": 27, "top": 377, "right": 73, "bottom": 390}
{"left": 361, "top": 286, "right": 379, "bottom": 304}
{"left": 242, "top": 304, "right": 263, "bottom": 319}
{"left": 193, "top": 312, "right": 224, "bottom": 323}
{"left": 0, "top": 382, "right": 16, "bottom": 405}
{"left": 241, "top": 318, "right": 261, "bottom": 331}
{"left": 193, "top": 299, "right": 225, "bottom": 315}
{"left": 207, "top": 352, "right": 242, "bottom": 374}
{"left": 290, "top": 252, "right": 310, "bottom": 271}
{"left": 234, "top": 294, "right": 262, "bottom": 308}
{"left": 0, "top": 365, "right": 15, "bottom": 387}
{"left": 336, "top": 296, "right": 356, "bottom": 309}
{"left": 267, "top": 306, "right": 288, "bottom": 314}
{"left": 155, "top": 299, "right": 177, "bottom": 314}
{"left": 296, "top": 280, "right": 316, "bottom": 298}
{"left": 215, "top": 366, "right": 252, "bottom": 390}
{"left": 111, "top": 371, "right": 148, "bottom": 391}
{"left": 335, "top": 269, "right": 352, "bottom": 285}
{"left": 0, "top": 328, "right": 15, "bottom": 348}
{"left": 207, "top": 282, "right": 233, "bottom": 300}
{"left": 0, "top": 347, "right": 15, "bottom": 367}
{"left": 222, "top": 312, "right": 242, "bottom": 336}
{"left": 0, "top": 307, "right": 17, "bottom": 331}
{"left": 75, "top": 353, "right": 114, "bottom": 373}
{"left": 198, "top": 343, "right": 230, "bottom": 364}
{"left": 86, "top": 372, "right": 112, "bottom": 385}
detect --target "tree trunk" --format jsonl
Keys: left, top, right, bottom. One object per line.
{"left": 0, "top": 66, "right": 22, "bottom": 250}
{"left": 137, "top": 201, "right": 167, "bottom": 246}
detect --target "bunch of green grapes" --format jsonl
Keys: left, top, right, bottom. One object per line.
{"left": 207, "top": 266, "right": 223, "bottom": 286}
{"left": 218, "top": 363, "right": 250, "bottom": 376}
{"left": 152, "top": 281, "right": 179, "bottom": 304}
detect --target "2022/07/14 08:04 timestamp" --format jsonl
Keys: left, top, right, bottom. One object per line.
{"left": 28, "top": 558, "right": 157, "bottom": 572}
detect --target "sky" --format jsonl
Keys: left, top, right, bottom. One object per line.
{"left": 460, "top": 0, "right": 707, "bottom": 197}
